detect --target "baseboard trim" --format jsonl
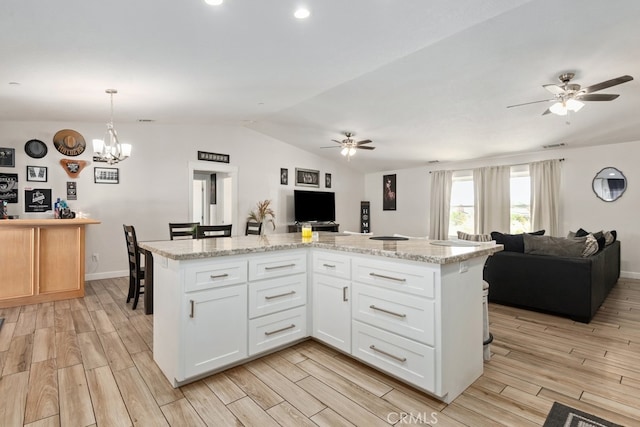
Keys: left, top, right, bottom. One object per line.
{"left": 620, "top": 270, "right": 640, "bottom": 280}
{"left": 85, "top": 270, "right": 128, "bottom": 281}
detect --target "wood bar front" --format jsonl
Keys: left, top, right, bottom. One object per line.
{"left": 0, "top": 218, "right": 100, "bottom": 308}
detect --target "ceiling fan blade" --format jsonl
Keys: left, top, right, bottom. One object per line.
{"left": 542, "top": 108, "right": 552, "bottom": 116}
{"left": 543, "top": 84, "right": 566, "bottom": 95}
{"left": 581, "top": 75, "right": 633, "bottom": 94}
{"left": 357, "top": 146, "right": 376, "bottom": 150}
{"left": 507, "top": 99, "right": 554, "bottom": 108}
{"left": 576, "top": 93, "right": 620, "bottom": 101}
{"left": 355, "top": 139, "right": 372, "bottom": 145}
{"left": 331, "top": 139, "right": 343, "bottom": 144}
{"left": 320, "top": 146, "right": 341, "bottom": 149}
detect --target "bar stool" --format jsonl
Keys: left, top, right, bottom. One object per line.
{"left": 482, "top": 279, "right": 493, "bottom": 361}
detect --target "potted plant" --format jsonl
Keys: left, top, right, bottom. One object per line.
{"left": 247, "top": 199, "right": 276, "bottom": 235}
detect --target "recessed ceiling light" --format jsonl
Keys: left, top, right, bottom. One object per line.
{"left": 294, "top": 8, "right": 310, "bottom": 19}
{"left": 138, "top": 119, "right": 155, "bottom": 123}
{"left": 204, "top": 0, "right": 223, "bottom": 5}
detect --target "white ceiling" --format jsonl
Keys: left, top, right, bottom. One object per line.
{"left": 2, "top": 0, "right": 639, "bottom": 172}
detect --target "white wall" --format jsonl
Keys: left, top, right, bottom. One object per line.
{"left": 364, "top": 141, "right": 640, "bottom": 278}
{"left": 2, "top": 121, "right": 364, "bottom": 279}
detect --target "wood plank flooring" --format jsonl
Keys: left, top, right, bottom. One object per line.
{"left": 1, "top": 276, "right": 639, "bottom": 426}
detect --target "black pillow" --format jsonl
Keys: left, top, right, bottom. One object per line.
{"left": 575, "top": 228, "right": 589, "bottom": 238}
{"left": 491, "top": 230, "right": 545, "bottom": 252}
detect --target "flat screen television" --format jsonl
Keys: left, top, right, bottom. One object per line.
{"left": 294, "top": 190, "right": 335, "bottom": 223}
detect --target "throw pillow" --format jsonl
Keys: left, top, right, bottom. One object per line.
{"left": 457, "top": 231, "right": 492, "bottom": 242}
{"left": 582, "top": 234, "right": 599, "bottom": 257}
{"left": 575, "top": 228, "right": 589, "bottom": 238}
{"left": 604, "top": 230, "right": 617, "bottom": 246}
{"left": 523, "top": 234, "right": 586, "bottom": 257}
{"left": 491, "top": 230, "right": 545, "bottom": 252}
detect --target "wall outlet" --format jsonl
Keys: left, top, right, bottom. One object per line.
{"left": 459, "top": 261, "right": 468, "bottom": 273}
{"left": 92, "top": 253, "right": 99, "bottom": 262}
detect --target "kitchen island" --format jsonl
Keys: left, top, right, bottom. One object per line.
{"left": 0, "top": 218, "right": 100, "bottom": 307}
{"left": 140, "top": 233, "right": 501, "bottom": 403}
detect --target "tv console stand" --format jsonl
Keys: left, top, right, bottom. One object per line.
{"left": 287, "top": 223, "right": 339, "bottom": 233}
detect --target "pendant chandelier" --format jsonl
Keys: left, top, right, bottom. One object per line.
{"left": 92, "top": 89, "right": 131, "bottom": 165}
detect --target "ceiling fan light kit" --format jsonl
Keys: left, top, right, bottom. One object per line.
{"left": 508, "top": 72, "right": 633, "bottom": 117}
{"left": 321, "top": 132, "right": 375, "bottom": 161}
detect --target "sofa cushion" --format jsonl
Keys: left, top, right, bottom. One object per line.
{"left": 491, "top": 230, "right": 545, "bottom": 252}
{"left": 523, "top": 234, "right": 599, "bottom": 257}
{"left": 457, "top": 231, "right": 492, "bottom": 242}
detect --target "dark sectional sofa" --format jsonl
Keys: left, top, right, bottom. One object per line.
{"left": 483, "top": 240, "right": 620, "bottom": 323}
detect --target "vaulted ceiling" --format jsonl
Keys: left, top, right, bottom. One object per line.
{"left": 2, "top": 0, "right": 639, "bottom": 172}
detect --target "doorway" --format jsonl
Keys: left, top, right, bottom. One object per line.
{"left": 188, "top": 162, "right": 238, "bottom": 231}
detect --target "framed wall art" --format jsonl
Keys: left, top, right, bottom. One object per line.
{"left": 383, "top": 174, "right": 397, "bottom": 211}
{"left": 27, "top": 166, "right": 48, "bottom": 182}
{"left": 325, "top": 173, "right": 332, "bottom": 188}
{"left": 94, "top": 167, "right": 119, "bottom": 184}
{"left": 295, "top": 168, "right": 320, "bottom": 187}
{"left": 0, "top": 147, "right": 15, "bottom": 167}
{"left": 280, "top": 168, "right": 288, "bottom": 185}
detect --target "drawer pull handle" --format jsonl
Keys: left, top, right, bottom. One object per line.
{"left": 210, "top": 273, "right": 229, "bottom": 279}
{"left": 265, "top": 290, "right": 296, "bottom": 300}
{"left": 343, "top": 286, "right": 348, "bottom": 302}
{"left": 323, "top": 263, "right": 336, "bottom": 268}
{"left": 189, "top": 300, "right": 195, "bottom": 318}
{"left": 265, "top": 324, "right": 295, "bottom": 336}
{"left": 369, "top": 272, "right": 407, "bottom": 283}
{"left": 265, "top": 263, "right": 296, "bottom": 271}
{"left": 369, "top": 345, "right": 407, "bottom": 363}
{"left": 369, "top": 305, "right": 406, "bottom": 318}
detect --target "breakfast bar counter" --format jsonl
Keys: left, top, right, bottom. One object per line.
{"left": 0, "top": 218, "right": 100, "bottom": 307}
{"left": 140, "top": 233, "right": 501, "bottom": 403}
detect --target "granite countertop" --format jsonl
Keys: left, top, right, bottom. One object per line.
{"left": 139, "top": 233, "right": 503, "bottom": 264}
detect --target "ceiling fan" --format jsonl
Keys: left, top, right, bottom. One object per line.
{"left": 507, "top": 73, "right": 633, "bottom": 116}
{"left": 321, "top": 132, "right": 375, "bottom": 160}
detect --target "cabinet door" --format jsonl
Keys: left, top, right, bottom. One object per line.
{"left": 312, "top": 275, "right": 351, "bottom": 353}
{"left": 183, "top": 284, "right": 247, "bottom": 379}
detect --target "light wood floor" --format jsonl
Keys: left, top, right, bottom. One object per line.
{"left": 1, "top": 277, "right": 639, "bottom": 426}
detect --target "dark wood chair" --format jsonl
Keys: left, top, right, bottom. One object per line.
{"left": 123, "top": 224, "right": 145, "bottom": 310}
{"left": 195, "top": 224, "right": 232, "bottom": 239}
{"left": 245, "top": 221, "right": 262, "bottom": 235}
{"left": 169, "top": 222, "right": 199, "bottom": 240}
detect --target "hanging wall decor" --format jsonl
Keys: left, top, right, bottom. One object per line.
{"left": 25, "top": 188, "right": 52, "bottom": 213}
{"left": 0, "top": 148, "right": 15, "bottom": 167}
{"left": 383, "top": 174, "right": 396, "bottom": 211}
{"left": 60, "top": 159, "right": 88, "bottom": 178}
{"left": 67, "top": 182, "right": 77, "bottom": 200}
{"left": 0, "top": 173, "right": 19, "bottom": 203}
{"left": 53, "top": 129, "right": 86, "bottom": 156}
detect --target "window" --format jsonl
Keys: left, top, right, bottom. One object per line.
{"left": 510, "top": 165, "right": 530, "bottom": 234}
{"left": 448, "top": 171, "right": 474, "bottom": 237}
{"left": 448, "top": 166, "right": 531, "bottom": 236}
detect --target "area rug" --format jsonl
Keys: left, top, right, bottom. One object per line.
{"left": 543, "top": 402, "right": 621, "bottom": 427}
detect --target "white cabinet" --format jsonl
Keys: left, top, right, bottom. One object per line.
{"left": 313, "top": 274, "right": 351, "bottom": 352}
{"left": 247, "top": 250, "right": 308, "bottom": 356}
{"left": 183, "top": 285, "right": 247, "bottom": 378}
{"left": 312, "top": 250, "right": 351, "bottom": 353}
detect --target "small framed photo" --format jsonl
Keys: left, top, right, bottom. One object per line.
{"left": 94, "top": 167, "right": 119, "bottom": 184}
{"left": 280, "top": 168, "right": 288, "bottom": 185}
{"left": 295, "top": 168, "right": 320, "bottom": 187}
{"left": 325, "top": 173, "right": 332, "bottom": 188}
{"left": 0, "top": 147, "right": 15, "bottom": 167}
{"left": 26, "top": 165, "right": 48, "bottom": 182}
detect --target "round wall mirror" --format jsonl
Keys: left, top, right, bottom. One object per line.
{"left": 592, "top": 167, "right": 627, "bottom": 202}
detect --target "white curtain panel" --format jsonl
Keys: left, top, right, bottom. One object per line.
{"left": 473, "top": 165, "right": 510, "bottom": 234}
{"left": 530, "top": 159, "right": 561, "bottom": 236}
{"left": 429, "top": 170, "right": 453, "bottom": 240}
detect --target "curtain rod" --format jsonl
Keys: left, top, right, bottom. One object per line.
{"left": 428, "top": 158, "right": 565, "bottom": 173}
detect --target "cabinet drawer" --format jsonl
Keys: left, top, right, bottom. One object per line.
{"left": 313, "top": 250, "right": 351, "bottom": 279}
{"left": 249, "top": 274, "right": 306, "bottom": 319}
{"left": 249, "top": 306, "right": 307, "bottom": 356}
{"left": 249, "top": 251, "right": 306, "bottom": 281}
{"left": 185, "top": 260, "right": 247, "bottom": 292}
{"left": 352, "top": 257, "right": 435, "bottom": 298}
{"left": 352, "top": 283, "right": 435, "bottom": 346}
{"left": 352, "top": 320, "right": 435, "bottom": 392}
